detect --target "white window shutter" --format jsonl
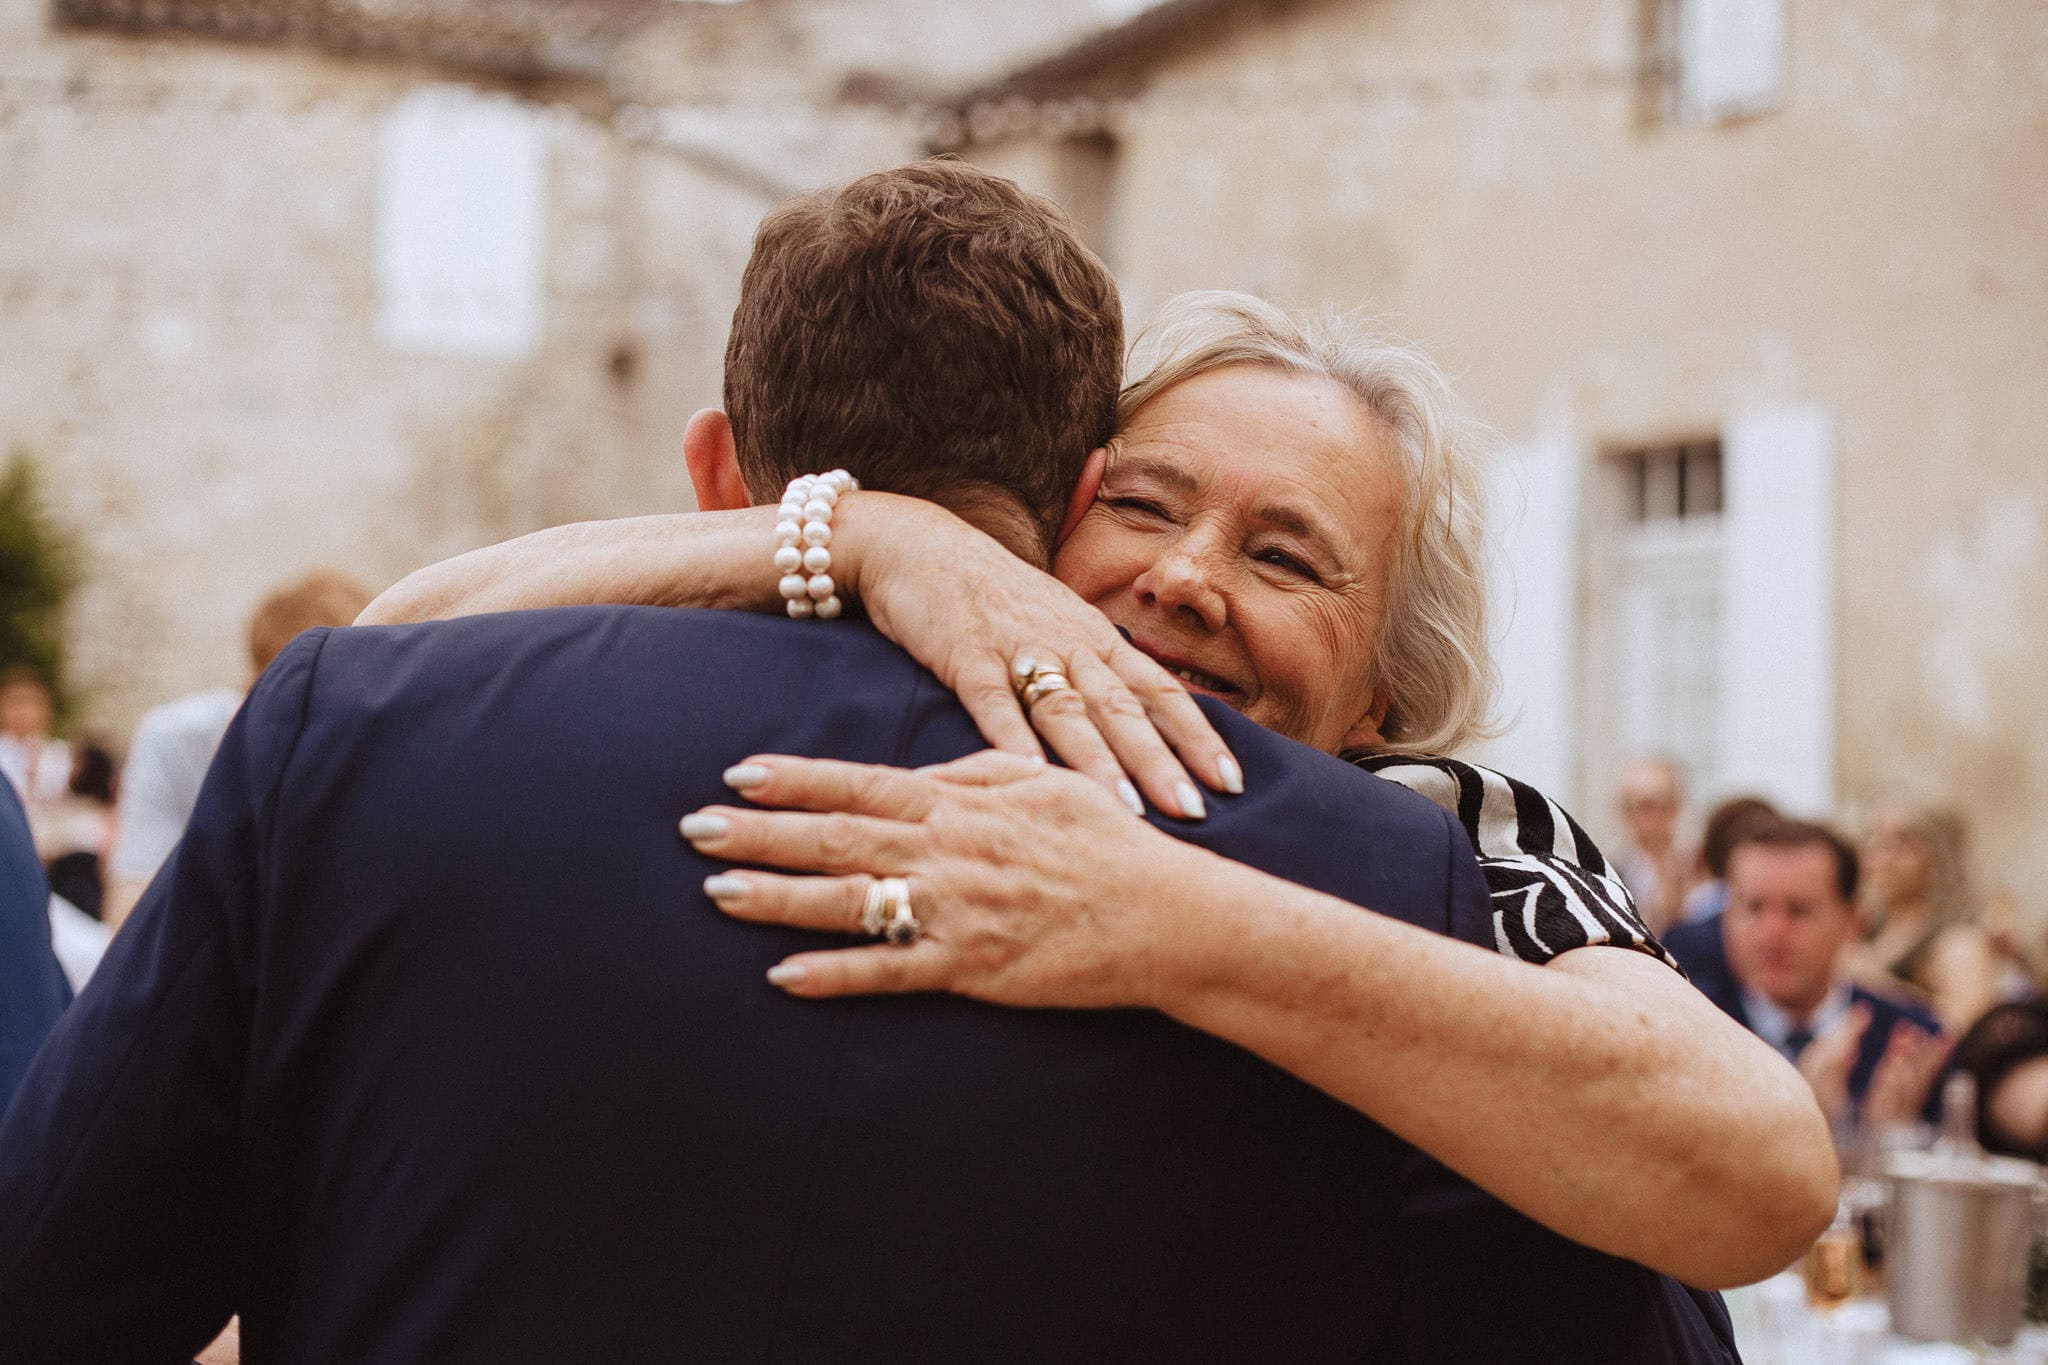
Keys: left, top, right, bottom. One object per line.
{"left": 1677, "top": 0, "right": 1788, "bottom": 122}
{"left": 376, "top": 85, "right": 549, "bottom": 359}
{"left": 1471, "top": 438, "right": 1584, "bottom": 801}
{"left": 1718, "top": 406, "right": 1835, "bottom": 815}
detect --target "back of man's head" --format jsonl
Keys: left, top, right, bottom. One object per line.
{"left": 723, "top": 159, "right": 1122, "bottom": 560}
{"left": 249, "top": 570, "right": 375, "bottom": 676}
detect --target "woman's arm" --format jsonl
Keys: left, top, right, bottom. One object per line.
{"left": 687, "top": 752, "right": 1838, "bottom": 1290}
{"left": 358, "top": 500, "right": 1238, "bottom": 816}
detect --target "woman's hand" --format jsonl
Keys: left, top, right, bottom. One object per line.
{"left": 682, "top": 751, "right": 1206, "bottom": 1007}
{"left": 839, "top": 494, "right": 1239, "bottom": 819}
{"left": 1795, "top": 1004, "right": 1869, "bottom": 1124}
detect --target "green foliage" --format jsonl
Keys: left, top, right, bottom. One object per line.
{"left": 0, "top": 449, "right": 82, "bottom": 724}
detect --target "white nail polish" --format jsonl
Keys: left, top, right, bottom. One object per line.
{"left": 767, "top": 962, "right": 809, "bottom": 987}
{"left": 1176, "top": 782, "right": 1206, "bottom": 821}
{"left": 1116, "top": 779, "right": 1145, "bottom": 817}
{"left": 1216, "top": 756, "right": 1244, "bottom": 796}
{"left": 723, "top": 764, "right": 770, "bottom": 791}
{"left": 703, "top": 873, "right": 750, "bottom": 902}
{"left": 680, "top": 813, "right": 731, "bottom": 842}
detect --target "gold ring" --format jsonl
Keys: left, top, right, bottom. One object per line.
{"left": 1011, "top": 656, "right": 1073, "bottom": 712}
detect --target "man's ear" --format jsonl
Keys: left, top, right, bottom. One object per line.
{"left": 1054, "top": 446, "right": 1110, "bottom": 548}
{"left": 684, "top": 409, "right": 751, "bottom": 512}
{"left": 1339, "top": 688, "right": 1394, "bottom": 754}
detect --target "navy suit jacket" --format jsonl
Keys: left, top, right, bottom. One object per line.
{"left": 1668, "top": 910, "right": 1940, "bottom": 1113}
{"left": 0, "top": 780, "right": 67, "bottom": 1113}
{"left": 0, "top": 608, "right": 1735, "bottom": 1362}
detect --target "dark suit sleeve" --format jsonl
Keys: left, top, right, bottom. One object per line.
{"left": 0, "top": 780, "right": 67, "bottom": 1114}
{"left": 0, "top": 630, "right": 325, "bottom": 1363}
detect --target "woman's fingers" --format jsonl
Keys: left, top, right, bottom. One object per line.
{"left": 766, "top": 942, "right": 951, "bottom": 998}
{"left": 1064, "top": 654, "right": 1208, "bottom": 820}
{"left": 704, "top": 870, "right": 878, "bottom": 935}
{"left": 681, "top": 805, "right": 917, "bottom": 875}
{"left": 1017, "top": 678, "right": 1147, "bottom": 817}
{"left": 1107, "top": 643, "right": 1243, "bottom": 798}
{"left": 950, "top": 656, "right": 1048, "bottom": 763}
{"left": 720, "top": 755, "right": 936, "bottom": 820}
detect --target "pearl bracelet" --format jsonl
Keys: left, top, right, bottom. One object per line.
{"left": 773, "top": 470, "right": 858, "bottom": 619}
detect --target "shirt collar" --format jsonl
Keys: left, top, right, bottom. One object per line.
{"left": 1743, "top": 981, "right": 1853, "bottom": 1058}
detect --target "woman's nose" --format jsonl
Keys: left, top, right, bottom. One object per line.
{"left": 1135, "top": 537, "right": 1228, "bottom": 631}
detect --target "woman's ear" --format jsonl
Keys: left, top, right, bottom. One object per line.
{"left": 1055, "top": 446, "right": 1111, "bottom": 548}
{"left": 1340, "top": 689, "right": 1394, "bottom": 753}
{"left": 684, "top": 409, "right": 751, "bottom": 512}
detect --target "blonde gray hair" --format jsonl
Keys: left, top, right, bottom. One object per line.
{"left": 1119, "top": 290, "right": 1498, "bottom": 756}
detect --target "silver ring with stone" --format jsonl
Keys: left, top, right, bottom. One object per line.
{"left": 878, "top": 877, "right": 921, "bottom": 946}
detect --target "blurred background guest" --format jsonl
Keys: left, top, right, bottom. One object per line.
{"left": 103, "top": 570, "right": 373, "bottom": 930}
{"left": 36, "top": 737, "right": 115, "bottom": 920}
{"left": 0, "top": 668, "right": 68, "bottom": 815}
{"left": 1850, "top": 806, "right": 2001, "bottom": 1035}
{"left": 1671, "top": 816, "right": 1942, "bottom": 1130}
{"left": 1677, "top": 795, "right": 1779, "bottom": 928}
{"left": 1947, "top": 1001, "right": 2048, "bottom": 1160}
{"left": 1614, "top": 754, "right": 1695, "bottom": 935}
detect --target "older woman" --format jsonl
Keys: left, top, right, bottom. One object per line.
{"left": 363, "top": 291, "right": 1833, "bottom": 1287}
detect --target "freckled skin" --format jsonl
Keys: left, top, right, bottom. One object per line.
{"left": 1053, "top": 364, "right": 1404, "bottom": 755}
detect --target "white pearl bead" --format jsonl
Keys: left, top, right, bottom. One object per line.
{"left": 828, "top": 469, "right": 854, "bottom": 487}
{"left": 802, "top": 521, "right": 832, "bottom": 547}
{"left": 815, "top": 595, "right": 842, "bottom": 619}
{"left": 775, "top": 520, "right": 801, "bottom": 546}
{"left": 806, "top": 573, "right": 835, "bottom": 600}
{"left": 773, "top": 546, "right": 802, "bottom": 573}
{"left": 802, "top": 545, "right": 832, "bottom": 573}
{"left": 811, "top": 483, "right": 839, "bottom": 506}
{"left": 778, "top": 573, "right": 809, "bottom": 600}
{"left": 786, "top": 597, "right": 815, "bottom": 619}
{"left": 802, "top": 499, "right": 832, "bottom": 523}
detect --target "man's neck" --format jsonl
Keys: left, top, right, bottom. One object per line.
{"left": 935, "top": 489, "right": 1049, "bottom": 570}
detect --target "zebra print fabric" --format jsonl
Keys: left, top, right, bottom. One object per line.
{"left": 1353, "top": 753, "right": 1682, "bottom": 972}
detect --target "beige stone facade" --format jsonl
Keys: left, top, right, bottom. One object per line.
{"left": 964, "top": 0, "right": 2048, "bottom": 908}
{"left": 3, "top": 0, "right": 1152, "bottom": 738}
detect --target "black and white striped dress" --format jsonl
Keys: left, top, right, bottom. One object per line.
{"left": 1353, "top": 753, "right": 1681, "bottom": 972}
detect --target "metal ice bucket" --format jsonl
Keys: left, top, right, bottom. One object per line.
{"left": 1883, "top": 1147, "right": 2047, "bottom": 1345}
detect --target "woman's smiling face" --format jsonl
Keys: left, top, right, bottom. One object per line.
{"left": 1053, "top": 363, "right": 1404, "bottom": 754}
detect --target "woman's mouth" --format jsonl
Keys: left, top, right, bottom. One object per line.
{"left": 1128, "top": 638, "right": 1244, "bottom": 701}
{"left": 1163, "top": 663, "right": 1237, "bottom": 696}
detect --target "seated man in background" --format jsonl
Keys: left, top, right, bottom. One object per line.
{"left": 1672, "top": 817, "right": 1944, "bottom": 1129}
{"left": 104, "top": 570, "right": 372, "bottom": 929}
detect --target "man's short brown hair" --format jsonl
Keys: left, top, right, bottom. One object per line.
{"left": 248, "top": 570, "right": 374, "bottom": 674}
{"left": 1729, "top": 816, "right": 1862, "bottom": 904}
{"left": 723, "top": 159, "right": 1122, "bottom": 558}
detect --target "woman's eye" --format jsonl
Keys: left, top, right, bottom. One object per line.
{"left": 1106, "top": 496, "right": 1171, "bottom": 520}
{"left": 1256, "top": 547, "right": 1316, "bottom": 579}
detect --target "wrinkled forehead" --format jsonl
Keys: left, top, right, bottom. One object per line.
{"left": 1115, "top": 366, "right": 1405, "bottom": 520}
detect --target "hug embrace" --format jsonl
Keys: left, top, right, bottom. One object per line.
{"left": 0, "top": 161, "right": 1834, "bottom": 1361}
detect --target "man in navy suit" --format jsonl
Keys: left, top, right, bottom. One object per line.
{"left": 0, "top": 163, "right": 1732, "bottom": 1362}
{"left": 0, "top": 779, "right": 67, "bottom": 1113}
{"left": 1668, "top": 816, "right": 1940, "bottom": 1124}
